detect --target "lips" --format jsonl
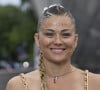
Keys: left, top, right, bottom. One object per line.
{"left": 50, "top": 48, "right": 66, "bottom": 54}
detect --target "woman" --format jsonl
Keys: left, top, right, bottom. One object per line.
{"left": 6, "top": 4, "right": 100, "bottom": 90}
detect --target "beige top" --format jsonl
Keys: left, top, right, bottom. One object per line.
{"left": 20, "top": 70, "right": 89, "bottom": 90}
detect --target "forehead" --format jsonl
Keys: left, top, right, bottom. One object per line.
{"left": 40, "top": 15, "right": 75, "bottom": 31}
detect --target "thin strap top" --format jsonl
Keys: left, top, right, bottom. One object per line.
{"left": 19, "top": 70, "right": 89, "bottom": 90}
{"left": 20, "top": 73, "right": 28, "bottom": 90}
{"left": 84, "top": 70, "right": 89, "bottom": 90}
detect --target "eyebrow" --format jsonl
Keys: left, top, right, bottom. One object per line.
{"left": 44, "top": 29, "right": 72, "bottom": 32}
{"left": 61, "top": 29, "right": 72, "bottom": 32}
{"left": 44, "top": 29, "right": 55, "bottom": 32}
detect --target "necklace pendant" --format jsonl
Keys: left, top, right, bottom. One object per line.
{"left": 53, "top": 76, "right": 58, "bottom": 84}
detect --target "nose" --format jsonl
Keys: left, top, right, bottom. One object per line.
{"left": 54, "top": 34, "right": 63, "bottom": 46}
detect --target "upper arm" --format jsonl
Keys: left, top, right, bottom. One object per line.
{"left": 6, "top": 78, "right": 14, "bottom": 90}
{"left": 6, "top": 76, "right": 24, "bottom": 90}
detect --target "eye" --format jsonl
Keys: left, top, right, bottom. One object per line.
{"left": 61, "top": 33, "right": 71, "bottom": 38}
{"left": 44, "top": 32, "right": 55, "bottom": 38}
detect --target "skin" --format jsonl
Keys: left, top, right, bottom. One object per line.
{"left": 35, "top": 15, "right": 78, "bottom": 63}
{"left": 6, "top": 15, "right": 100, "bottom": 90}
{"left": 35, "top": 15, "right": 78, "bottom": 76}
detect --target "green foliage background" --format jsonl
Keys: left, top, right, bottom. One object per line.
{"left": 0, "top": 5, "right": 37, "bottom": 61}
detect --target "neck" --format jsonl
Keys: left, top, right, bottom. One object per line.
{"left": 43, "top": 58, "right": 75, "bottom": 77}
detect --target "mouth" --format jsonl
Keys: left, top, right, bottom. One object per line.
{"left": 50, "top": 48, "right": 66, "bottom": 54}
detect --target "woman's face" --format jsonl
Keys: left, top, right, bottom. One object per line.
{"left": 34, "top": 15, "right": 78, "bottom": 64}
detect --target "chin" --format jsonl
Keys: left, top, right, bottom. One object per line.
{"left": 49, "top": 58, "right": 68, "bottom": 65}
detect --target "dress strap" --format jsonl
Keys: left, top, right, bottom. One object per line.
{"left": 84, "top": 70, "right": 88, "bottom": 90}
{"left": 20, "top": 73, "right": 28, "bottom": 90}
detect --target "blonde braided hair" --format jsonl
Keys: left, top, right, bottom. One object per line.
{"left": 39, "top": 52, "right": 47, "bottom": 90}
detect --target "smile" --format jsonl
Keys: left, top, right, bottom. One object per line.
{"left": 50, "top": 48, "right": 66, "bottom": 54}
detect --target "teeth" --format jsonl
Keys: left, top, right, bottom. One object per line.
{"left": 51, "top": 48, "right": 64, "bottom": 53}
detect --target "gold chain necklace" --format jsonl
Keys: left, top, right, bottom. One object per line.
{"left": 46, "top": 69, "right": 75, "bottom": 84}
{"left": 46, "top": 69, "right": 89, "bottom": 90}
{"left": 49, "top": 72, "right": 69, "bottom": 83}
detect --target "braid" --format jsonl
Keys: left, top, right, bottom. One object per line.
{"left": 39, "top": 52, "right": 47, "bottom": 90}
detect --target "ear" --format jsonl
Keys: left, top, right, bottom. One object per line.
{"left": 34, "top": 33, "right": 40, "bottom": 48}
{"left": 74, "top": 34, "right": 78, "bottom": 48}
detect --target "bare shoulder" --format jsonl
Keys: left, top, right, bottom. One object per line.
{"left": 89, "top": 71, "right": 100, "bottom": 90}
{"left": 89, "top": 72, "right": 100, "bottom": 82}
{"left": 25, "top": 69, "right": 40, "bottom": 80}
{"left": 6, "top": 70, "right": 40, "bottom": 90}
{"left": 6, "top": 75, "right": 24, "bottom": 90}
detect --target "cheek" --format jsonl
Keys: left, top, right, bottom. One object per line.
{"left": 39, "top": 36, "right": 52, "bottom": 48}
{"left": 64, "top": 38, "right": 75, "bottom": 47}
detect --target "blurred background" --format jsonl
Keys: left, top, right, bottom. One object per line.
{"left": 0, "top": 0, "right": 100, "bottom": 90}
